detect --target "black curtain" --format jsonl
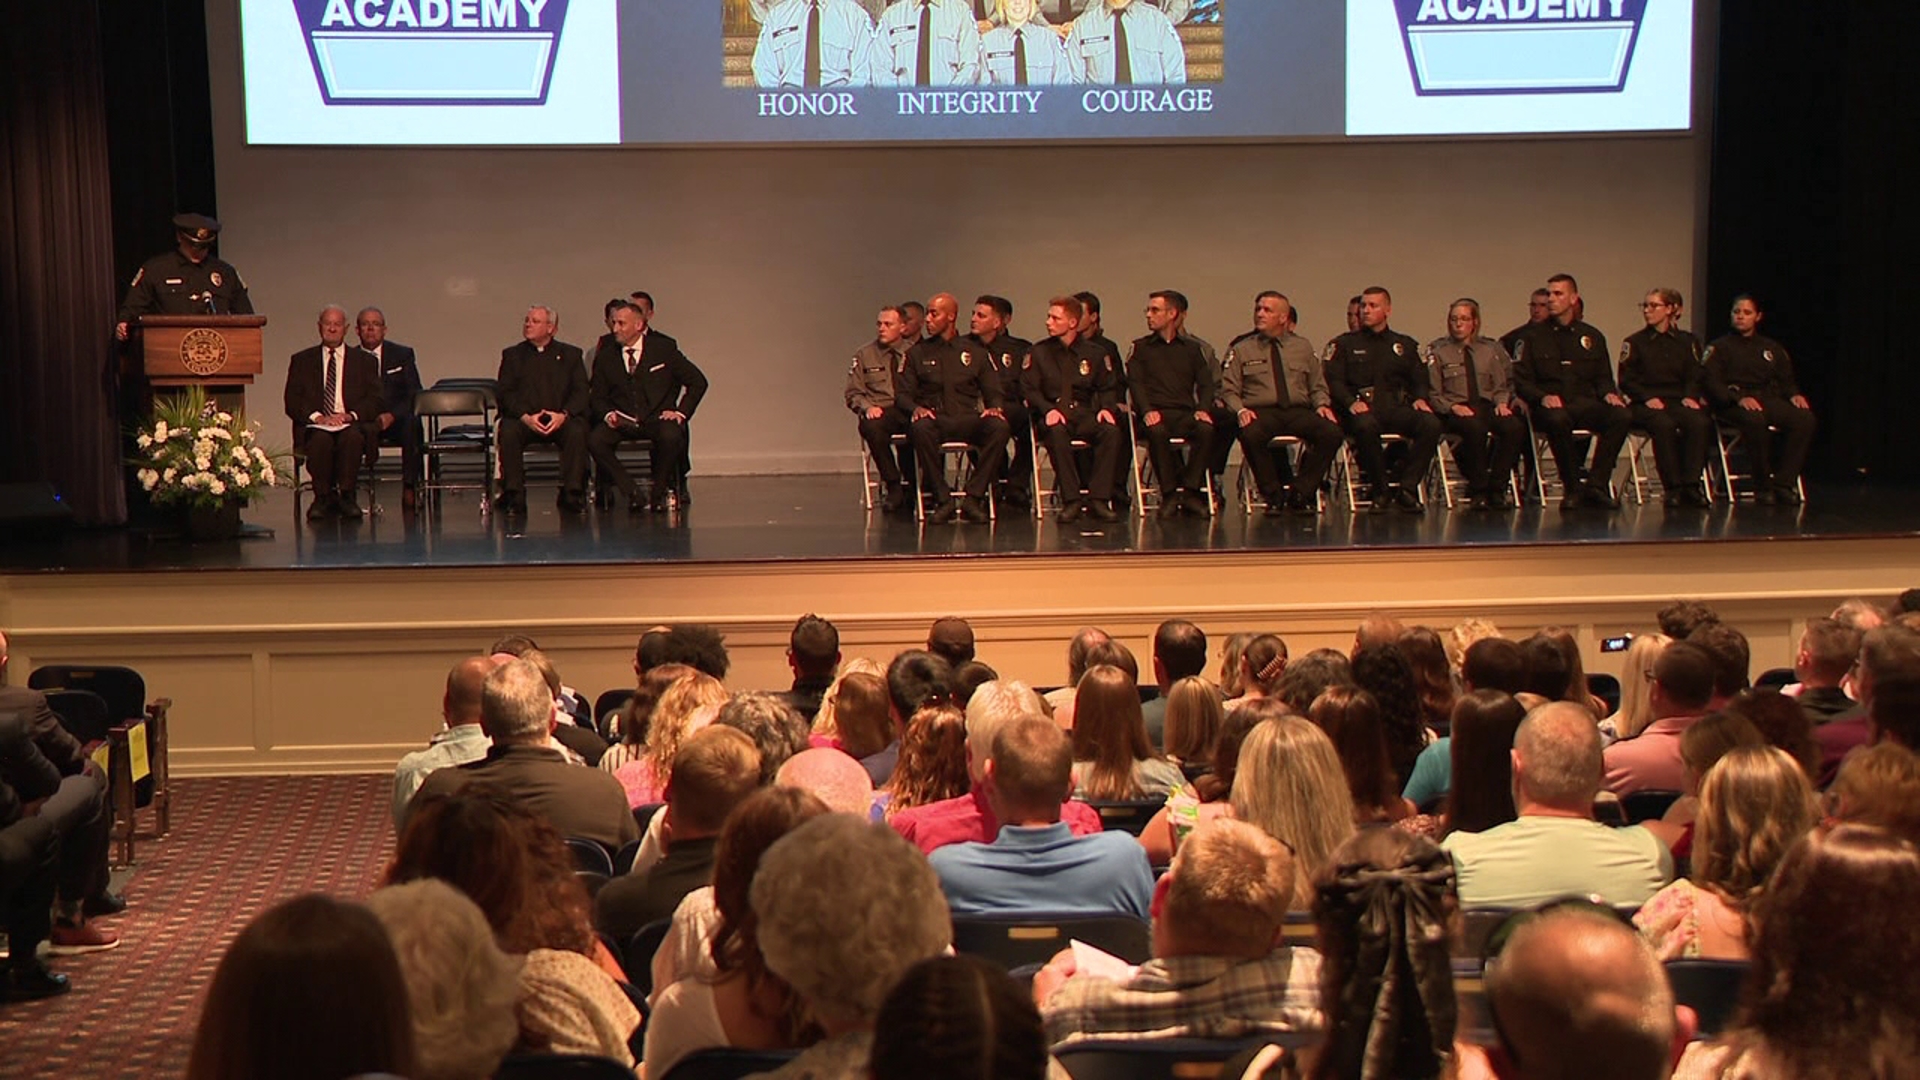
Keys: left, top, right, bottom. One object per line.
{"left": 0, "top": 0, "right": 126, "bottom": 525}
{"left": 1706, "top": 1, "right": 1916, "bottom": 483}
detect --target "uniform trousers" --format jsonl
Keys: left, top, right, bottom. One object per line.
{"left": 1717, "top": 397, "right": 1816, "bottom": 488}
{"left": 910, "top": 414, "right": 1011, "bottom": 502}
{"left": 1139, "top": 409, "right": 1215, "bottom": 494}
{"left": 1440, "top": 404, "right": 1525, "bottom": 495}
{"left": 856, "top": 406, "right": 913, "bottom": 488}
{"left": 1038, "top": 411, "right": 1122, "bottom": 501}
{"left": 1343, "top": 404, "right": 1443, "bottom": 491}
{"left": 1530, "top": 399, "right": 1631, "bottom": 489}
{"left": 1239, "top": 405, "right": 1342, "bottom": 499}
{"left": 1630, "top": 400, "right": 1713, "bottom": 490}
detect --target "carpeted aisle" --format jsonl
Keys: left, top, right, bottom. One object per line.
{"left": 0, "top": 774, "right": 394, "bottom": 1079}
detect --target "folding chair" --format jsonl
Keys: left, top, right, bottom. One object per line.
{"left": 951, "top": 913, "right": 1152, "bottom": 969}
{"left": 918, "top": 441, "right": 994, "bottom": 522}
{"left": 29, "top": 664, "right": 172, "bottom": 865}
{"left": 1621, "top": 789, "right": 1683, "bottom": 824}
{"left": 1712, "top": 420, "right": 1808, "bottom": 503}
{"left": 564, "top": 836, "right": 615, "bottom": 876}
{"left": 1330, "top": 432, "right": 1412, "bottom": 510}
{"left": 1626, "top": 429, "right": 1714, "bottom": 506}
{"left": 860, "top": 432, "right": 910, "bottom": 510}
{"left": 413, "top": 386, "right": 497, "bottom": 515}
{"left": 1523, "top": 412, "right": 1620, "bottom": 505}
{"left": 1432, "top": 434, "right": 1523, "bottom": 510}
{"left": 1131, "top": 431, "right": 1215, "bottom": 518}
{"left": 1234, "top": 436, "right": 1319, "bottom": 514}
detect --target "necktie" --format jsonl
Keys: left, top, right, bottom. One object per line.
{"left": 804, "top": 0, "right": 821, "bottom": 86}
{"left": 1015, "top": 28, "right": 1029, "bottom": 84}
{"left": 1462, "top": 341, "right": 1481, "bottom": 405}
{"left": 1112, "top": 9, "right": 1131, "bottom": 83}
{"left": 1267, "top": 337, "right": 1290, "bottom": 407}
{"left": 625, "top": 346, "right": 637, "bottom": 375}
{"left": 915, "top": 2, "right": 933, "bottom": 85}
{"left": 1058, "top": 0, "right": 1073, "bottom": 20}
{"left": 324, "top": 347, "right": 339, "bottom": 413}
{"left": 974, "top": 0, "right": 989, "bottom": 17}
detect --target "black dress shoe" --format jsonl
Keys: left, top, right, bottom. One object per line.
{"left": 593, "top": 489, "right": 615, "bottom": 510}
{"left": 1560, "top": 487, "right": 1587, "bottom": 511}
{"left": 1087, "top": 500, "right": 1119, "bottom": 523}
{"left": 1291, "top": 492, "right": 1319, "bottom": 516}
{"left": 1156, "top": 499, "right": 1183, "bottom": 521}
{"left": 83, "top": 891, "right": 127, "bottom": 918}
{"left": 1181, "top": 491, "right": 1212, "bottom": 517}
{"left": 3, "top": 962, "right": 71, "bottom": 1002}
{"left": 337, "top": 491, "right": 364, "bottom": 520}
{"left": 1774, "top": 485, "right": 1803, "bottom": 505}
{"left": 1488, "top": 490, "right": 1516, "bottom": 511}
{"left": 629, "top": 497, "right": 648, "bottom": 514}
{"left": 1003, "top": 488, "right": 1032, "bottom": 510}
{"left": 1469, "top": 493, "right": 1491, "bottom": 510}
{"left": 1057, "top": 500, "right": 1082, "bottom": 524}
{"left": 1663, "top": 490, "right": 1684, "bottom": 508}
{"left": 1751, "top": 487, "right": 1776, "bottom": 505}
{"left": 676, "top": 485, "right": 693, "bottom": 507}
{"left": 1586, "top": 482, "right": 1621, "bottom": 510}
{"left": 305, "top": 495, "right": 334, "bottom": 522}
{"left": 1686, "top": 485, "right": 1713, "bottom": 507}
{"left": 1393, "top": 488, "right": 1424, "bottom": 513}
{"left": 496, "top": 491, "right": 527, "bottom": 514}
{"left": 960, "top": 496, "right": 990, "bottom": 523}
{"left": 880, "top": 488, "right": 905, "bottom": 514}
{"left": 1366, "top": 488, "right": 1392, "bottom": 514}
{"left": 931, "top": 499, "right": 961, "bottom": 524}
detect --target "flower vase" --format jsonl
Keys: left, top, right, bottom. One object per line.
{"left": 182, "top": 498, "right": 243, "bottom": 541}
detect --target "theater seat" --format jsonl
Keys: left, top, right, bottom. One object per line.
{"left": 952, "top": 912, "right": 1152, "bottom": 970}
{"left": 657, "top": 1048, "right": 800, "bottom": 1080}
{"left": 1085, "top": 798, "right": 1165, "bottom": 836}
{"left": 1666, "top": 958, "right": 1749, "bottom": 1038}
{"left": 494, "top": 1053, "right": 638, "bottom": 1079}
{"left": 1054, "top": 1035, "right": 1316, "bottom": 1080}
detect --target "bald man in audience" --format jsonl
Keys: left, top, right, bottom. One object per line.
{"left": 594, "top": 726, "right": 760, "bottom": 940}
{"left": 1484, "top": 905, "right": 1694, "bottom": 1080}
{"left": 1032, "top": 818, "right": 1323, "bottom": 1047}
{"left": 930, "top": 718, "right": 1153, "bottom": 917}
{"left": 1602, "top": 641, "right": 1717, "bottom": 796}
{"left": 776, "top": 746, "right": 877, "bottom": 817}
{"left": 1442, "top": 703, "right": 1671, "bottom": 908}
{"left": 391, "top": 655, "right": 502, "bottom": 826}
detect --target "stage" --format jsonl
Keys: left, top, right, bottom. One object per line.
{"left": 2, "top": 474, "right": 1916, "bottom": 777}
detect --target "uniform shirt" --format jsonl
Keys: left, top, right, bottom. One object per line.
{"left": 872, "top": 0, "right": 982, "bottom": 86}
{"left": 1498, "top": 321, "right": 1540, "bottom": 359}
{"left": 1513, "top": 319, "right": 1618, "bottom": 405}
{"left": 979, "top": 20, "right": 1080, "bottom": 84}
{"left": 1126, "top": 331, "right": 1215, "bottom": 413}
{"left": 1065, "top": 1, "right": 1186, "bottom": 83}
{"left": 968, "top": 331, "right": 1033, "bottom": 404}
{"left": 497, "top": 338, "right": 590, "bottom": 419}
{"left": 1619, "top": 326, "right": 1705, "bottom": 402}
{"left": 117, "top": 248, "right": 253, "bottom": 321}
{"left": 1703, "top": 332, "right": 1801, "bottom": 406}
{"left": 898, "top": 334, "right": 1002, "bottom": 416}
{"left": 753, "top": 0, "right": 886, "bottom": 24}
{"left": 1007, "top": 0, "right": 1191, "bottom": 22}
{"left": 1219, "top": 330, "right": 1327, "bottom": 411}
{"left": 1324, "top": 326, "right": 1431, "bottom": 411}
{"left": 752, "top": 0, "right": 877, "bottom": 87}
{"left": 1024, "top": 335, "right": 1121, "bottom": 417}
{"left": 845, "top": 338, "right": 909, "bottom": 413}
{"left": 1424, "top": 335, "right": 1515, "bottom": 410}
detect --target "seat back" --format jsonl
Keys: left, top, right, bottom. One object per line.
{"left": 634, "top": 802, "right": 665, "bottom": 833}
{"left": 414, "top": 387, "right": 494, "bottom": 426}
{"left": 613, "top": 839, "right": 643, "bottom": 876}
{"left": 1754, "top": 666, "right": 1795, "bottom": 690}
{"left": 951, "top": 913, "right": 1152, "bottom": 969}
{"left": 1055, "top": 1036, "right": 1314, "bottom": 1080}
{"left": 1086, "top": 798, "right": 1165, "bottom": 836}
{"left": 564, "top": 836, "right": 615, "bottom": 876}
{"left": 658, "top": 1049, "right": 800, "bottom": 1080}
{"left": 624, "top": 918, "right": 673, "bottom": 998}
{"left": 595, "top": 688, "right": 636, "bottom": 740}
{"left": 43, "top": 687, "right": 114, "bottom": 744}
{"left": 1665, "top": 959, "right": 1750, "bottom": 1038}
{"left": 28, "top": 664, "right": 146, "bottom": 723}
{"left": 1586, "top": 672, "right": 1622, "bottom": 716}
{"left": 1621, "top": 789, "right": 1684, "bottom": 824}
{"left": 494, "top": 1053, "right": 639, "bottom": 1079}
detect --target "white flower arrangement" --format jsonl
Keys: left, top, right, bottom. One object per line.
{"left": 133, "top": 387, "right": 291, "bottom": 511}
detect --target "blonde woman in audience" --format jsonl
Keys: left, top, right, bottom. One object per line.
{"left": 1633, "top": 745, "right": 1819, "bottom": 961}
{"left": 614, "top": 670, "right": 728, "bottom": 807}
{"left": 812, "top": 670, "right": 893, "bottom": 761}
{"left": 1224, "top": 634, "right": 1288, "bottom": 709}
{"left": 1444, "top": 617, "right": 1501, "bottom": 671}
{"left": 809, "top": 657, "right": 883, "bottom": 743}
{"left": 365, "top": 879, "right": 523, "bottom": 1080}
{"left": 1217, "top": 632, "right": 1254, "bottom": 699}
{"left": 1673, "top": 825, "right": 1920, "bottom": 1080}
{"left": 1600, "top": 633, "right": 1671, "bottom": 744}
{"left": 1137, "top": 699, "right": 1270, "bottom": 866}
{"left": 878, "top": 704, "right": 970, "bottom": 820}
{"left": 1232, "top": 715, "right": 1357, "bottom": 910}
{"left": 1824, "top": 742, "right": 1920, "bottom": 844}
{"left": 599, "top": 662, "right": 696, "bottom": 772}
{"left": 1641, "top": 712, "right": 1767, "bottom": 854}
{"left": 1070, "top": 664, "right": 1185, "bottom": 801}
{"left": 1160, "top": 675, "right": 1223, "bottom": 776}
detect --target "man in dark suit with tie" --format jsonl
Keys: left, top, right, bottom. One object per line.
{"left": 354, "top": 307, "right": 424, "bottom": 512}
{"left": 285, "top": 305, "right": 383, "bottom": 521}
{"left": 587, "top": 300, "right": 709, "bottom": 513}
{"left": 496, "top": 305, "right": 591, "bottom": 516}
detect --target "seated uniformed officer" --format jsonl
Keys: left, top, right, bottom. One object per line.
{"left": 354, "top": 307, "right": 424, "bottom": 512}
{"left": 1064, "top": 0, "right": 1185, "bottom": 84}
{"left": 1425, "top": 299, "right": 1524, "bottom": 511}
{"left": 587, "top": 301, "right": 708, "bottom": 513}
{"left": 1074, "top": 291, "right": 1134, "bottom": 506}
{"left": 967, "top": 295, "right": 1034, "bottom": 509}
{"left": 1219, "top": 292, "right": 1343, "bottom": 517}
{"left": 1513, "top": 274, "right": 1631, "bottom": 512}
{"left": 1325, "top": 286, "right": 1443, "bottom": 513}
{"left": 900, "top": 294, "right": 1011, "bottom": 524}
{"left": 115, "top": 213, "right": 253, "bottom": 341}
{"left": 751, "top": 0, "right": 877, "bottom": 88}
{"left": 848, "top": 305, "right": 917, "bottom": 514}
{"left": 1500, "top": 288, "right": 1550, "bottom": 358}
{"left": 872, "top": 0, "right": 982, "bottom": 86}
{"left": 1127, "top": 290, "right": 1216, "bottom": 519}
{"left": 495, "top": 306, "right": 590, "bottom": 516}
{"left": 1703, "top": 294, "right": 1817, "bottom": 505}
{"left": 1026, "top": 295, "right": 1124, "bottom": 524}
{"left": 979, "top": 0, "right": 1079, "bottom": 84}
{"left": 1620, "top": 287, "right": 1713, "bottom": 508}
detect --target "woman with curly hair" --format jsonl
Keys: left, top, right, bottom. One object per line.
{"left": 614, "top": 670, "right": 729, "bottom": 807}
{"left": 599, "top": 662, "right": 695, "bottom": 772}
{"left": 879, "top": 704, "right": 970, "bottom": 819}
{"left": 1350, "top": 644, "right": 1430, "bottom": 791}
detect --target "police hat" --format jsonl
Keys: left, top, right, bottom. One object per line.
{"left": 172, "top": 213, "right": 222, "bottom": 245}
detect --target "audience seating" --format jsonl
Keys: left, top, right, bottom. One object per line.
{"left": 1084, "top": 798, "right": 1165, "bottom": 836}
{"left": 1621, "top": 789, "right": 1683, "bottom": 824}
{"left": 1754, "top": 666, "right": 1794, "bottom": 690}
{"left": 1592, "top": 797, "right": 1628, "bottom": 827}
{"left": 564, "top": 836, "right": 615, "bottom": 876}
{"left": 952, "top": 913, "right": 1152, "bottom": 969}
{"left": 28, "top": 662, "right": 172, "bottom": 865}
{"left": 613, "top": 839, "right": 643, "bottom": 876}
{"left": 494, "top": 1053, "right": 641, "bottom": 1079}
{"left": 1279, "top": 911, "right": 1315, "bottom": 947}
{"left": 594, "top": 688, "right": 634, "bottom": 740}
{"left": 576, "top": 870, "right": 610, "bottom": 897}
{"left": 1665, "top": 958, "right": 1750, "bottom": 1038}
{"left": 1586, "top": 672, "right": 1622, "bottom": 716}
{"left": 623, "top": 919, "right": 672, "bottom": 999}
{"left": 43, "top": 687, "right": 112, "bottom": 744}
{"left": 1054, "top": 1035, "right": 1315, "bottom": 1080}
{"left": 633, "top": 802, "right": 664, "bottom": 833}
{"left": 657, "top": 1049, "right": 800, "bottom": 1080}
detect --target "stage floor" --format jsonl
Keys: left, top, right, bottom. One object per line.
{"left": 3, "top": 474, "right": 1915, "bottom": 573}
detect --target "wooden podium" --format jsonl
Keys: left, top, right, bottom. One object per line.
{"left": 133, "top": 315, "right": 267, "bottom": 387}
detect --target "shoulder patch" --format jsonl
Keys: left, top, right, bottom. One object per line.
{"left": 1103, "top": 356, "right": 1113, "bottom": 371}
{"left": 1022, "top": 355, "right": 1032, "bottom": 370}
{"left": 1702, "top": 345, "right": 1715, "bottom": 363}
{"left": 1763, "top": 349, "right": 1775, "bottom": 363}
{"left": 1321, "top": 341, "right": 1336, "bottom": 362}
{"left": 209, "top": 271, "right": 223, "bottom": 287}
{"left": 1619, "top": 344, "right": 1631, "bottom": 364}
{"left": 1393, "top": 341, "right": 1405, "bottom": 356}
{"left": 130, "top": 268, "right": 144, "bottom": 287}
{"left": 1580, "top": 334, "right": 1593, "bottom": 351}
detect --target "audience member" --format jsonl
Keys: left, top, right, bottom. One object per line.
{"left": 365, "top": 879, "right": 522, "bottom": 1080}
{"left": 1485, "top": 904, "right": 1692, "bottom": 1080}
{"left": 1398, "top": 626, "right": 1460, "bottom": 736}
{"left": 1899, "top": 588, "right": 1920, "bottom": 615}
{"left": 1218, "top": 632, "right": 1255, "bottom": 700}
{"left": 715, "top": 691, "right": 811, "bottom": 785}
{"left": 953, "top": 661, "right": 999, "bottom": 706}
{"left": 927, "top": 616, "right": 977, "bottom": 670}
{"left": 780, "top": 614, "right": 840, "bottom": 721}
{"left": 1138, "top": 699, "right": 1267, "bottom": 866}
{"left": 1830, "top": 596, "right": 1888, "bottom": 633}
{"left": 1444, "top": 703, "right": 1671, "bottom": 908}
{"left": 601, "top": 661, "right": 695, "bottom": 770}
{"left": 1441, "top": 691, "right": 1527, "bottom": 837}
{"left": 1869, "top": 672, "right": 1920, "bottom": 750}
{"left": 1, "top": 710, "right": 109, "bottom": 999}
{"left": 931, "top": 718, "right": 1153, "bottom": 918}
{"left": 1350, "top": 643, "right": 1429, "bottom": 790}
{"left": 1722, "top": 687, "right": 1819, "bottom": 778}
{"left": 1536, "top": 627, "right": 1607, "bottom": 717}
{"left": 870, "top": 955, "right": 1051, "bottom": 1080}
{"left": 1461, "top": 636, "right": 1528, "bottom": 696}
{"left": 1353, "top": 612, "right": 1407, "bottom": 656}
{"left": 878, "top": 704, "right": 970, "bottom": 820}
{"left": 1277, "top": 648, "right": 1352, "bottom": 715}
{"left": 655, "top": 623, "right": 732, "bottom": 679}
{"left": 1445, "top": 617, "right": 1502, "bottom": 672}
{"left": 1035, "top": 818, "right": 1323, "bottom": 1047}
{"left": 1401, "top": 676, "right": 1524, "bottom": 814}
{"left": 1600, "top": 633, "right": 1671, "bottom": 744}
{"left": 1602, "top": 640, "right": 1717, "bottom": 796}
{"left": 614, "top": 669, "right": 728, "bottom": 807}
{"left": 1517, "top": 632, "right": 1575, "bottom": 706}
{"left": 1634, "top": 745, "right": 1817, "bottom": 962}
{"left": 1071, "top": 664, "right": 1185, "bottom": 801}
{"left": 1638, "top": 711, "right": 1767, "bottom": 855}
{"left": 776, "top": 745, "right": 876, "bottom": 817}
{"left": 1231, "top": 715, "right": 1357, "bottom": 910}
{"left": 1143, "top": 619, "right": 1209, "bottom": 749}
{"left": 891, "top": 680, "right": 1102, "bottom": 855}
{"left": 1306, "top": 829, "right": 1463, "bottom": 1080}
{"left": 1816, "top": 624, "right": 1920, "bottom": 784}
{"left": 750, "top": 815, "right": 953, "bottom": 1080}
{"left": 184, "top": 894, "right": 416, "bottom": 1080}
{"left": 393, "top": 655, "right": 501, "bottom": 826}
{"left": 1307, "top": 686, "right": 1416, "bottom": 826}
{"left": 1161, "top": 675, "right": 1223, "bottom": 775}
{"left": 1655, "top": 599, "right": 1719, "bottom": 641}
{"left": 1673, "top": 826, "right": 1920, "bottom": 1080}
{"left": 1825, "top": 742, "right": 1920, "bottom": 843}
{"left": 1791, "top": 617, "right": 1859, "bottom": 722}
{"left": 1046, "top": 627, "right": 1113, "bottom": 714}
{"left": 595, "top": 726, "right": 760, "bottom": 941}
{"left": 409, "top": 658, "right": 639, "bottom": 851}
{"left": 489, "top": 634, "right": 593, "bottom": 727}
{"left": 812, "top": 662, "right": 893, "bottom": 771}
{"left": 1226, "top": 634, "right": 1289, "bottom": 708}
{"left": 1054, "top": 639, "right": 1141, "bottom": 730}
{"left": 1686, "top": 621, "right": 1751, "bottom": 709}
{"left": 870, "top": 649, "right": 956, "bottom": 783}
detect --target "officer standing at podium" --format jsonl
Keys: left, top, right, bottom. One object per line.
{"left": 115, "top": 214, "right": 253, "bottom": 340}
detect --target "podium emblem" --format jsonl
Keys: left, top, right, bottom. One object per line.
{"left": 180, "top": 329, "right": 230, "bottom": 377}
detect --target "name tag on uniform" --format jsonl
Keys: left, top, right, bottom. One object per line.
{"left": 772, "top": 25, "right": 798, "bottom": 38}
{"left": 385, "top": 366, "right": 405, "bottom": 375}
{"left": 164, "top": 278, "right": 184, "bottom": 285}
{"left": 1082, "top": 34, "right": 1111, "bottom": 45}
{"left": 648, "top": 363, "right": 666, "bottom": 373}
{"left": 985, "top": 49, "right": 1013, "bottom": 59}
{"left": 890, "top": 25, "right": 917, "bottom": 37}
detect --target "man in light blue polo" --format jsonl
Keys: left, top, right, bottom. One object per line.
{"left": 931, "top": 717, "right": 1153, "bottom": 917}
{"left": 1065, "top": 0, "right": 1184, "bottom": 84}
{"left": 752, "top": 0, "right": 878, "bottom": 88}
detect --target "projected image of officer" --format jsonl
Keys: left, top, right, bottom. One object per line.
{"left": 980, "top": 0, "right": 1079, "bottom": 84}
{"left": 752, "top": 0, "right": 878, "bottom": 88}
{"left": 1065, "top": 0, "right": 1185, "bottom": 84}
{"left": 751, "top": 0, "right": 887, "bottom": 24}
{"left": 872, "top": 0, "right": 983, "bottom": 86}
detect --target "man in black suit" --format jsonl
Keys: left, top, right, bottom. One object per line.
{"left": 285, "top": 305, "right": 383, "bottom": 521}
{"left": 496, "top": 305, "right": 590, "bottom": 515}
{"left": 354, "top": 307, "right": 424, "bottom": 511}
{"left": 587, "top": 300, "right": 708, "bottom": 513}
